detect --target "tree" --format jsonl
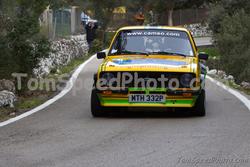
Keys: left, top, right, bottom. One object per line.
{"left": 208, "top": 0, "right": 250, "bottom": 82}
{"left": 152, "top": 0, "right": 215, "bottom": 26}
{"left": 209, "top": 0, "right": 250, "bottom": 33}
{"left": 87, "top": 0, "right": 122, "bottom": 30}
{"left": 0, "top": 0, "right": 73, "bottom": 83}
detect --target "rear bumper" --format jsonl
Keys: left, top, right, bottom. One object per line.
{"left": 98, "top": 94, "right": 198, "bottom": 108}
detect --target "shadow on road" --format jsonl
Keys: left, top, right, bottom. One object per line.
{"left": 100, "top": 108, "right": 201, "bottom": 119}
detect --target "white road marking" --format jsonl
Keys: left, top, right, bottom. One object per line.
{"left": 207, "top": 76, "right": 250, "bottom": 111}
{"left": 0, "top": 40, "right": 249, "bottom": 127}
{"left": 0, "top": 55, "right": 96, "bottom": 127}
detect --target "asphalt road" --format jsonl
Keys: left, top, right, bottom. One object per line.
{"left": 0, "top": 38, "right": 250, "bottom": 167}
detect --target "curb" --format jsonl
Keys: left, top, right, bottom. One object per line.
{"left": 207, "top": 76, "right": 250, "bottom": 111}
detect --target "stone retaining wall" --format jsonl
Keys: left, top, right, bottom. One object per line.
{"left": 33, "top": 35, "right": 89, "bottom": 77}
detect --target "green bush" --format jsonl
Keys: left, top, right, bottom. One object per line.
{"left": 0, "top": 1, "right": 51, "bottom": 95}
{"left": 89, "top": 39, "right": 104, "bottom": 54}
{"left": 198, "top": 47, "right": 221, "bottom": 71}
{"left": 0, "top": 2, "right": 51, "bottom": 78}
{"left": 209, "top": 1, "right": 250, "bottom": 83}
{"left": 0, "top": 12, "right": 16, "bottom": 79}
{"left": 199, "top": 47, "right": 220, "bottom": 58}
{"left": 206, "top": 58, "right": 221, "bottom": 71}
{"left": 0, "top": 21, "right": 50, "bottom": 81}
{"left": 104, "top": 31, "right": 116, "bottom": 48}
{"left": 215, "top": 10, "right": 250, "bottom": 82}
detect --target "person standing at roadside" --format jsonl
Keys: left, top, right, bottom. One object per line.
{"left": 134, "top": 11, "right": 145, "bottom": 25}
{"left": 81, "top": 10, "right": 90, "bottom": 32}
{"left": 85, "top": 21, "right": 98, "bottom": 48}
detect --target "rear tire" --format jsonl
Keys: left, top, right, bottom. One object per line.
{"left": 193, "top": 89, "right": 206, "bottom": 117}
{"left": 91, "top": 89, "right": 105, "bottom": 117}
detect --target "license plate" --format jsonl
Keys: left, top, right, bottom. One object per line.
{"left": 129, "top": 94, "right": 166, "bottom": 103}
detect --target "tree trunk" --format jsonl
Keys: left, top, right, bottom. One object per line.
{"left": 168, "top": 9, "right": 173, "bottom": 26}
{"left": 166, "top": 0, "right": 175, "bottom": 26}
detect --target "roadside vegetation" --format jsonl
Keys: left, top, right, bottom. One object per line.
{"left": 199, "top": 46, "right": 250, "bottom": 96}
{"left": 208, "top": 0, "right": 250, "bottom": 83}
{"left": 199, "top": 47, "right": 221, "bottom": 70}
{"left": 0, "top": 1, "right": 92, "bottom": 121}
{"left": 199, "top": 0, "right": 250, "bottom": 96}
{"left": 0, "top": 52, "right": 93, "bottom": 122}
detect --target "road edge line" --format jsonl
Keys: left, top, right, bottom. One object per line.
{"left": 207, "top": 76, "right": 250, "bottom": 111}
{"left": 0, "top": 54, "right": 96, "bottom": 128}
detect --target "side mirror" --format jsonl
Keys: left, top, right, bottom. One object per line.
{"left": 198, "top": 52, "right": 209, "bottom": 61}
{"left": 97, "top": 52, "right": 106, "bottom": 59}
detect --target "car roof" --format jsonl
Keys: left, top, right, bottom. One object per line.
{"left": 118, "top": 26, "right": 190, "bottom": 33}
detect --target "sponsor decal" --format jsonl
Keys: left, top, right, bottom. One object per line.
{"left": 126, "top": 31, "right": 181, "bottom": 37}
{"left": 112, "top": 59, "right": 188, "bottom": 66}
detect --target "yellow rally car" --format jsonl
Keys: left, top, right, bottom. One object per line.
{"left": 91, "top": 26, "right": 209, "bottom": 117}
